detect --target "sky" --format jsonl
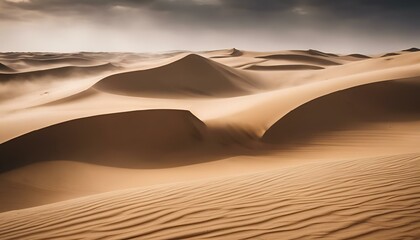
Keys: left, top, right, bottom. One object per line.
{"left": 0, "top": 0, "right": 419, "bottom": 53}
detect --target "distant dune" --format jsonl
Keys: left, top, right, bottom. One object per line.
{"left": 0, "top": 49, "right": 419, "bottom": 239}
{"left": 245, "top": 64, "right": 324, "bottom": 71}
{"left": 0, "top": 63, "right": 118, "bottom": 83}
{"left": 257, "top": 53, "right": 341, "bottom": 66}
{"left": 403, "top": 47, "right": 420, "bottom": 52}
{"left": 18, "top": 57, "right": 94, "bottom": 66}
{"left": 381, "top": 52, "right": 400, "bottom": 57}
{"left": 293, "top": 49, "right": 339, "bottom": 57}
{"left": 94, "top": 54, "right": 259, "bottom": 98}
{"left": 0, "top": 63, "right": 15, "bottom": 73}
{"left": 347, "top": 53, "right": 371, "bottom": 59}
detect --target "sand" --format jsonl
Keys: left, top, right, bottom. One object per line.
{"left": 0, "top": 48, "right": 419, "bottom": 239}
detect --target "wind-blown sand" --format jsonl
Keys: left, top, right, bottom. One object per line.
{"left": 0, "top": 49, "right": 419, "bottom": 239}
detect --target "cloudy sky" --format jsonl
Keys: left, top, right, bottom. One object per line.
{"left": 0, "top": 0, "right": 419, "bottom": 53}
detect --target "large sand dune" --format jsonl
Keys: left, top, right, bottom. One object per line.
{"left": 0, "top": 109, "right": 212, "bottom": 171}
{"left": 0, "top": 49, "right": 419, "bottom": 239}
{"left": 263, "top": 79, "right": 420, "bottom": 144}
{"left": 93, "top": 54, "right": 261, "bottom": 98}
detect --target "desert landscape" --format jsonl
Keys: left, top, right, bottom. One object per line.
{"left": 0, "top": 47, "right": 419, "bottom": 239}
{"left": 1, "top": 0, "right": 420, "bottom": 239}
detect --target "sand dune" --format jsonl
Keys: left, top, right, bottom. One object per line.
{"left": 0, "top": 63, "right": 15, "bottom": 73}
{"left": 0, "top": 63, "right": 118, "bottom": 83}
{"left": 0, "top": 109, "right": 216, "bottom": 172}
{"left": 403, "top": 47, "right": 420, "bottom": 52}
{"left": 210, "top": 48, "right": 243, "bottom": 58}
{"left": 382, "top": 52, "right": 400, "bottom": 57}
{"left": 0, "top": 49, "right": 419, "bottom": 239}
{"left": 18, "top": 57, "right": 95, "bottom": 67}
{"left": 263, "top": 79, "right": 420, "bottom": 144}
{"left": 257, "top": 53, "right": 341, "bottom": 66}
{"left": 0, "top": 153, "right": 419, "bottom": 239}
{"left": 347, "top": 53, "right": 371, "bottom": 59}
{"left": 292, "top": 49, "right": 339, "bottom": 58}
{"left": 94, "top": 54, "right": 260, "bottom": 98}
{"left": 245, "top": 64, "right": 324, "bottom": 71}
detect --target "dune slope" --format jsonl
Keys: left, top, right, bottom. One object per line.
{"left": 263, "top": 79, "right": 420, "bottom": 144}
{"left": 0, "top": 153, "right": 419, "bottom": 240}
{"left": 0, "top": 63, "right": 15, "bottom": 72}
{"left": 93, "top": 54, "right": 259, "bottom": 98}
{"left": 0, "top": 110, "right": 211, "bottom": 172}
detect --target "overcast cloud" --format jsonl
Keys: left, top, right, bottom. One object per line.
{"left": 0, "top": 0, "right": 419, "bottom": 53}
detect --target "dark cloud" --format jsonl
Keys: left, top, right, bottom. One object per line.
{"left": 3, "top": 0, "right": 419, "bottom": 22}
{"left": 0, "top": 0, "right": 419, "bottom": 52}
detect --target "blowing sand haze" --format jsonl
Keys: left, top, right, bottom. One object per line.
{"left": 1, "top": 0, "right": 420, "bottom": 239}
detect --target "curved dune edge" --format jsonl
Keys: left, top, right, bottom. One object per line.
{"left": 262, "top": 79, "right": 420, "bottom": 144}
{"left": 93, "top": 54, "right": 261, "bottom": 98}
{"left": 0, "top": 109, "right": 218, "bottom": 172}
{"left": 0, "top": 153, "right": 419, "bottom": 239}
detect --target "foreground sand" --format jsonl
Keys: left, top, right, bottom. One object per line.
{"left": 0, "top": 48, "right": 419, "bottom": 239}
{"left": 1, "top": 153, "right": 419, "bottom": 239}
